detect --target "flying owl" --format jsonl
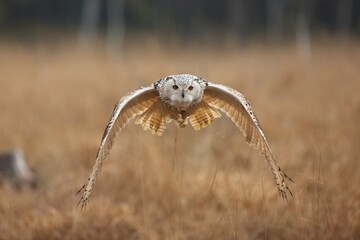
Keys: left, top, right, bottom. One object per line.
{"left": 76, "top": 74, "right": 293, "bottom": 208}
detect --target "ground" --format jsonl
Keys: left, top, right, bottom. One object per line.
{"left": 0, "top": 37, "right": 359, "bottom": 239}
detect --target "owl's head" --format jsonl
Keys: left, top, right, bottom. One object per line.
{"left": 158, "top": 74, "right": 207, "bottom": 112}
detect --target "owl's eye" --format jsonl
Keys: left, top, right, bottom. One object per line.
{"left": 173, "top": 85, "right": 178, "bottom": 90}
{"left": 188, "top": 86, "right": 193, "bottom": 91}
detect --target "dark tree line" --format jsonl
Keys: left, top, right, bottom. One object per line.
{"left": 0, "top": 0, "right": 359, "bottom": 40}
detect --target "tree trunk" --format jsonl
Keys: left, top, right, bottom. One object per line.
{"left": 267, "top": 0, "right": 285, "bottom": 43}
{"left": 79, "top": 0, "right": 100, "bottom": 46}
{"left": 106, "top": 0, "right": 125, "bottom": 58}
{"left": 337, "top": 0, "right": 353, "bottom": 37}
{"left": 295, "top": 2, "right": 312, "bottom": 62}
{"left": 228, "top": 0, "right": 247, "bottom": 40}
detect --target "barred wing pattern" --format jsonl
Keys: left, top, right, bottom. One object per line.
{"left": 188, "top": 100, "right": 221, "bottom": 130}
{"left": 203, "top": 82, "right": 293, "bottom": 199}
{"left": 76, "top": 84, "right": 159, "bottom": 208}
{"left": 135, "top": 100, "right": 177, "bottom": 136}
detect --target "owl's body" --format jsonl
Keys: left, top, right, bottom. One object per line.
{"left": 77, "top": 74, "right": 293, "bottom": 208}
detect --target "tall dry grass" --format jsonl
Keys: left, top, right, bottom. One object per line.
{"left": 0, "top": 38, "right": 359, "bottom": 239}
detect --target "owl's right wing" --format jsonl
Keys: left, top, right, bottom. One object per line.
{"left": 203, "top": 82, "right": 293, "bottom": 200}
{"left": 76, "top": 84, "right": 160, "bottom": 208}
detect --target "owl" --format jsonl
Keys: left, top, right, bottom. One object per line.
{"left": 76, "top": 74, "right": 293, "bottom": 208}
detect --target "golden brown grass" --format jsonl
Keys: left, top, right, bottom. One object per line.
{"left": 0, "top": 37, "right": 359, "bottom": 239}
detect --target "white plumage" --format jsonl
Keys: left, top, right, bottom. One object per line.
{"left": 76, "top": 74, "right": 293, "bottom": 208}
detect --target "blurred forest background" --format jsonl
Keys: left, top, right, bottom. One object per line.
{"left": 1, "top": 1, "right": 360, "bottom": 240}
{"left": 1, "top": 0, "right": 360, "bottom": 43}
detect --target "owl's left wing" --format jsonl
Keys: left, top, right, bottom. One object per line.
{"left": 203, "top": 82, "right": 293, "bottom": 200}
{"left": 76, "top": 84, "right": 159, "bottom": 208}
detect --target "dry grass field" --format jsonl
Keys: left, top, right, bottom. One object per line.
{"left": 0, "top": 37, "right": 359, "bottom": 239}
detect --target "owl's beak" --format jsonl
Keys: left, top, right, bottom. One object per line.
{"left": 181, "top": 89, "right": 185, "bottom": 98}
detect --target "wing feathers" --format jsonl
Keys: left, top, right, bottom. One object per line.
{"left": 77, "top": 85, "right": 159, "bottom": 208}
{"left": 188, "top": 101, "right": 221, "bottom": 130}
{"left": 203, "top": 82, "right": 292, "bottom": 200}
{"left": 135, "top": 100, "right": 170, "bottom": 136}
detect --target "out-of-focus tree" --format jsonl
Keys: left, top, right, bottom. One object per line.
{"left": 267, "top": 0, "right": 285, "bottom": 43}
{"left": 227, "top": 0, "right": 248, "bottom": 39}
{"left": 337, "top": 0, "right": 353, "bottom": 37}
{"left": 106, "top": 0, "right": 125, "bottom": 57}
{"left": 227, "top": 0, "right": 267, "bottom": 40}
{"left": 293, "top": 0, "right": 314, "bottom": 62}
{"left": 79, "top": 0, "right": 100, "bottom": 45}
{"left": 79, "top": 0, "right": 125, "bottom": 57}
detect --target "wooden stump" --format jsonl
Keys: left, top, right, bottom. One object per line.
{"left": 0, "top": 149, "right": 37, "bottom": 189}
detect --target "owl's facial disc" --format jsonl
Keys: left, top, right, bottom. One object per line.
{"left": 162, "top": 74, "right": 204, "bottom": 112}
{"left": 169, "top": 81, "right": 194, "bottom": 110}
